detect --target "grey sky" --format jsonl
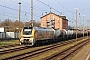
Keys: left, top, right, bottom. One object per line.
{"left": 0, "top": 0, "right": 90, "bottom": 27}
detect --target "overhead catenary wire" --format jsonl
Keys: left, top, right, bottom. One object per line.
{"left": 0, "top": 4, "right": 41, "bottom": 21}
{"left": 0, "top": 4, "right": 30, "bottom": 15}
{"left": 11, "top": 0, "right": 61, "bottom": 20}
{"left": 19, "top": 0, "right": 48, "bottom": 19}
{"left": 21, "top": 0, "right": 74, "bottom": 23}
{"left": 0, "top": 13, "right": 17, "bottom": 19}
{"left": 11, "top": 0, "right": 43, "bottom": 19}
{"left": 54, "top": 0, "right": 74, "bottom": 14}
{"left": 0, "top": 10, "right": 30, "bottom": 18}
{"left": 80, "top": 8, "right": 90, "bottom": 11}
{"left": 54, "top": 0, "right": 75, "bottom": 22}
{"left": 0, "top": 13, "right": 29, "bottom": 21}
{"left": 37, "top": 0, "right": 62, "bottom": 14}
{"left": 37, "top": 0, "right": 75, "bottom": 23}
{"left": 11, "top": 0, "right": 47, "bottom": 13}
{"left": 0, "top": 0, "right": 78, "bottom": 24}
{"left": 20, "top": 0, "right": 47, "bottom": 12}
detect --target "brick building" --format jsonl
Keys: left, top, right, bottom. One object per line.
{"left": 40, "top": 12, "right": 68, "bottom": 30}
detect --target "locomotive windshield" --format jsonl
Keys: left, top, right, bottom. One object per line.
{"left": 23, "top": 27, "right": 32, "bottom": 35}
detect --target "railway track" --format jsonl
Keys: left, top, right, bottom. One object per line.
{"left": 0, "top": 46, "right": 31, "bottom": 55}
{"left": 2, "top": 37, "right": 87, "bottom": 60}
{"left": 0, "top": 44, "right": 19, "bottom": 49}
{"left": 44, "top": 39, "right": 90, "bottom": 60}
{"left": 0, "top": 37, "right": 82, "bottom": 55}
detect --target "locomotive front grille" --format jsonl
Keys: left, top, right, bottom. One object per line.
{"left": 24, "top": 39, "right": 29, "bottom": 42}
{"left": 24, "top": 37, "right": 30, "bottom": 38}
{"left": 23, "top": 39, "right": 33, "bottom": 46}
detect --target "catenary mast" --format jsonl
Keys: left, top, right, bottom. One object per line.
{"left": 31, "top": 0, "right": 33, "bottom": 27}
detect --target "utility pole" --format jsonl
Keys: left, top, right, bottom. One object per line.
{"left": 79, "top": 13, "right": 81, "bottom": 29}
{"left": 50, "top": 7, "right": 52, "bottom": 28}
{"left": 75, "top": 8, "right": 78, "bottom": 40}
{"left": 24, "top": 13, "right": 26, "bottom": 27}
{"left": 82, "top": 15, "right": 85, "bottom": 38}
{"left": 58, "top": 13, "right": 62, "bottom": 30}
{"left": 45, "top": 12, "right": 48, "bottom": 28}
{"left": 42, "top": 13, "right": 43, "bottom": 16}
{"left": 87, "top": 20, "right": 88, "bottom": 38}
{"left": 18, "top": 2, "right": 21, "bottom": 36}
{"left": 31, "top": 0, "right": 33, "bottom": 27}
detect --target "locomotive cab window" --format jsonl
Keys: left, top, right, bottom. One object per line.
{"left": 23, "top": 28, "right": 32, "bottom": 35}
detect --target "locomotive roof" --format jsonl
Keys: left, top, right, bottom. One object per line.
{"left": 33, "top": 27, "right": 54, "bottom": 31}
{"left": 23, "top": 27, "right": 54, "bottom": 31}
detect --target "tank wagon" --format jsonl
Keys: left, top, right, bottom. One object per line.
{"left": 20, "top": 27, "right": 89, "bottom": 46}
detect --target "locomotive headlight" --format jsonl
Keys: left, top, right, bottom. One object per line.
{"left": 20, "top": 38, "right": 23, "bottom": 42}
{"left": 20, "top": 36, "right": 24, "bottom": 39}
{"left": 20, "top": 37, "right": 24, "bottom": 42}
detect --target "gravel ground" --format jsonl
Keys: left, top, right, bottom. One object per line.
{"left": 70, "top": 38, "right": 90, "bottom": 60}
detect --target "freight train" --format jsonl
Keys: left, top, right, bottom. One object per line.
{"left": 20, "top": 27, "right": 89, "bottom": 46}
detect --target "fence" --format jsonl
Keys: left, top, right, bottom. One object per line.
{"left": 0, "top": 32, "right": 19, "bottom": 40}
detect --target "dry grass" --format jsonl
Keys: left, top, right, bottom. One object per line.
{"left": 0, "top": 40, "right": 19, "bottom": 46}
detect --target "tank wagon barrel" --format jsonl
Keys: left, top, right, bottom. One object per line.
{"left": 54, "top": 29, "right": 61, "bottom": 38}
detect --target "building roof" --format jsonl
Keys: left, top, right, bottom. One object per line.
{"left": 40, "top": 12, "right": 68, "bottom": 21}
